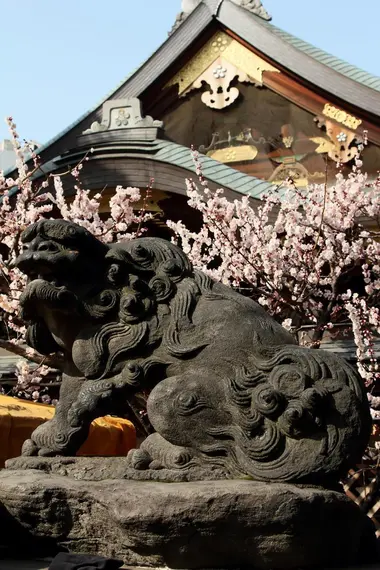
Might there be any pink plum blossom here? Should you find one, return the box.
[168,150,380,417]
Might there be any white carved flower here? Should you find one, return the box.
[116,110,130,127]
[336,132,347,143]
[213,65,227,79]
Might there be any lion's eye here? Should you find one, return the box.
[178,393,198,409]
[37,241,58,253]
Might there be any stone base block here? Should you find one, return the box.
[5,455,227,481]
[0,469,377,569]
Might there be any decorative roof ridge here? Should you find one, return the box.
[170,0,271,35]
[81,97,163,135]
[230,0,271,20]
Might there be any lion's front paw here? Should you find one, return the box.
[21,437,63,457]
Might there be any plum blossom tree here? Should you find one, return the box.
[168,148,380,420]
[2,119,380,422]
[0,118,150,402]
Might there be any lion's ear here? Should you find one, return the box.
[26,320,62,355]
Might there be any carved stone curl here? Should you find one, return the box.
[13,220,371,485]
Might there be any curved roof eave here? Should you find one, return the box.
[34,139,276,201]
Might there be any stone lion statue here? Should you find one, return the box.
[14,219,371,484]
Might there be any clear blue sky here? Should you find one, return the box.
[1,0,379,145]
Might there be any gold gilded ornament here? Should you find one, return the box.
[322,104,362,130]
[208,145,258,163]
[166,32,279,109]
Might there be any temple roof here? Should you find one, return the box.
[5,0,380,176]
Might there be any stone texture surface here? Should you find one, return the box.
[0,470,377,569]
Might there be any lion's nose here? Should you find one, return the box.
[12,248,56,276]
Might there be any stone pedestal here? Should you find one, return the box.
[0,465,377,569]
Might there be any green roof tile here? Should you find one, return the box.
[259,18,380,92]
[154,140,274,198]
